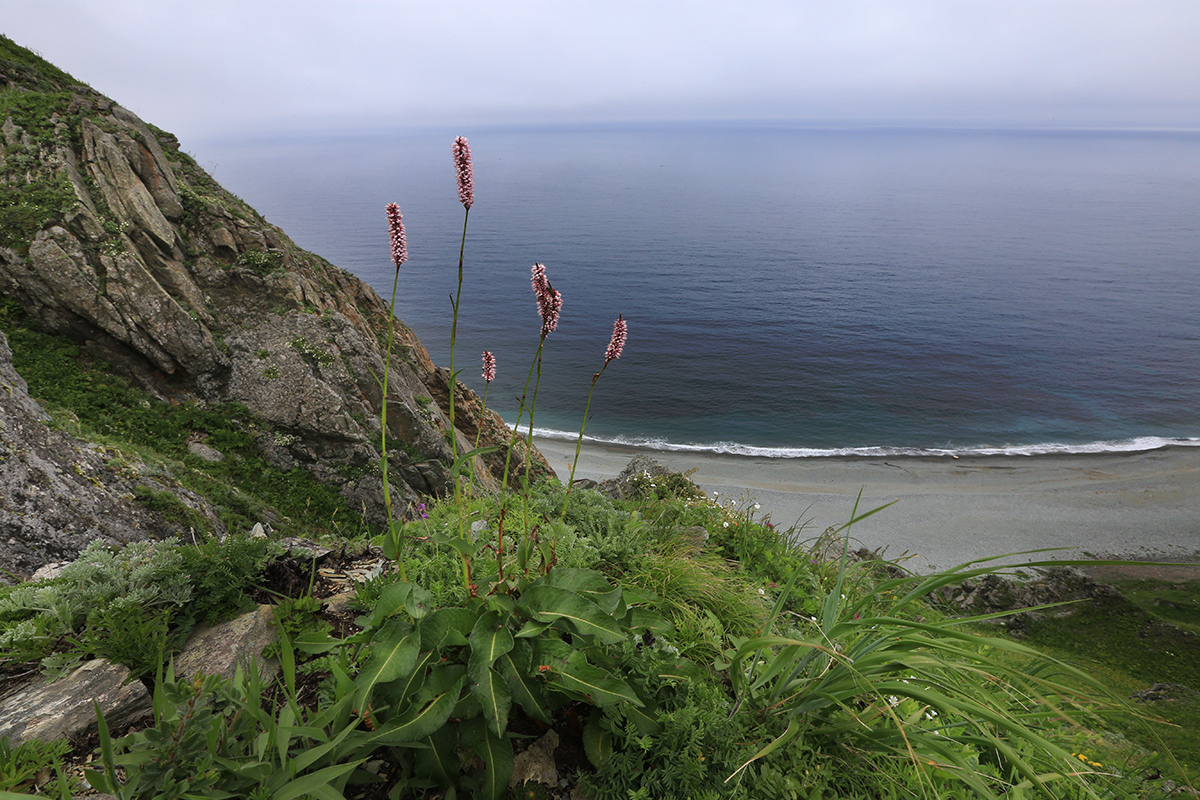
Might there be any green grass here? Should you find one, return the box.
[0,34,83,91]
[1014,578,1200,785]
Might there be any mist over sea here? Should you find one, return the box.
[199,123,1200,458]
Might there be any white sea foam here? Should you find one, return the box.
[520,428,1200,459]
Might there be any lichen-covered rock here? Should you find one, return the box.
[0,658,150,746]
[0,605,278,747]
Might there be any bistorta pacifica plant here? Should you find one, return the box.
[562,314,627,516]
[379,202,408,579]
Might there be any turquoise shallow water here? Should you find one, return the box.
[199,123,1200,457]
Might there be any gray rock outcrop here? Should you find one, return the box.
[0,39,550,577]
[0,330,212,583]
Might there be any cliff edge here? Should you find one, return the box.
[0,36,548,577]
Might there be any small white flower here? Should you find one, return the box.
[712,491,719,497]
[888,695,900,707]
[753,503,761,510]
[925,710,938,720]
[723,522,729,528]
[757,588,765,595]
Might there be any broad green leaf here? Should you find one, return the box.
[468,719,514,800]
[436,534,476,558]
[358,581,414,628]
[422,663,467,698]
[496,641,552,725]
[620,585,660,605]
[518,585,625,644]
[276,703,295,766]
[419,606,476,649]
[469,611,516,675]
[530,636,575,670]
[543,568,623,615]
[582,711,613,768]
[293,629,366,654]
[414,725,460,789]
[382,648,435,707]
[624,607,673,634]
[342,677,464,753]
[550,660,643,707]
[622,703,662,736]
[471,666,512,737]
[513,618,555,639]
[355,620,420,713]
[405,583,434,619]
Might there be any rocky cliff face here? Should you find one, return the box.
[0,36,548,573]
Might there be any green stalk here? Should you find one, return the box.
[380,267,406,581]
[560,364,607,518]
[521,341,546,531]
[466,381,491,498]
[448,208,469,494]
[498,337,544,528]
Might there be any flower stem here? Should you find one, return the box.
[381,267,407,581]
[561,365,606,518]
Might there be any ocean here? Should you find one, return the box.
[197,122,1200,458]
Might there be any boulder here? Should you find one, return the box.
[597,455,672,499]
[0,658,150,747]
[0,605,278,747]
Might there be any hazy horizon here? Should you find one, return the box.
[6,1,1200,145]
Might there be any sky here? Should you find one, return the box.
[5,1,1200,143]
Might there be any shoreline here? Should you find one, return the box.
[534,437,1200,573]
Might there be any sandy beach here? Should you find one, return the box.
[534,437,1200,572]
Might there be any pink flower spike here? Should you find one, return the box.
[482,350,496,383]
[530,262,548,296]
[452,136,474,209]
[385,203,407,268]
[541,288,562,336]
[530,263,562,336]
[605,315,627,363]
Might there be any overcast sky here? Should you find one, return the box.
[6,1,1200,143]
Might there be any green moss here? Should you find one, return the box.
[132,485,210,532]
[0,298,372,541]
[387,436,424,462]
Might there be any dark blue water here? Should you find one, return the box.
[198,123,1200,456]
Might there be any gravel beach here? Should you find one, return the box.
[535,437,1200,572]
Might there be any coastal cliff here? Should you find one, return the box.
[0,36,548,580]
